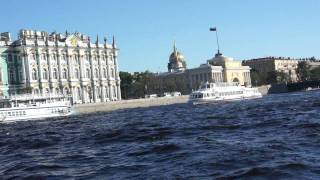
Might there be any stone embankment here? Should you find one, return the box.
[74,87,270,114]
[74,95,189,114]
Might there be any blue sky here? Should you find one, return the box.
[1,0,320,72]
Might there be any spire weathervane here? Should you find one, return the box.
[173,40,177,54]
[210,27,221,55]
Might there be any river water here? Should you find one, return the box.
[1,91,320,179]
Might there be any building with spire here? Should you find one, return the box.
[155,42,252,93]
[167,42,187,72]
[0,29,121,103]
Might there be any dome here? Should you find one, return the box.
[169,50,184,63]
[214,54,233,62]
[167,42,187,72]
[207,52,235,66]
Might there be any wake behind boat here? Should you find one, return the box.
[0,93,72,123]
[189,82,262,104]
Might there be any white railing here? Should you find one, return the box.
[0,93,70,100]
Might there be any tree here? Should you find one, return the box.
[276,71,290,83]
[297,61,311,81]
[250,69,267,86]
[310,66,320,81]
[119,71,133,99]
[266,71,278,84]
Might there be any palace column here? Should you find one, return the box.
[117,83,121,100]
[36,50,43,93]
[21,52,27,85]
[56,50,63,94]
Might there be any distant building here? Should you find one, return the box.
[0,29,121,103]
[167,42,187,72]
[155,43,252,93]
[242,57,299,83]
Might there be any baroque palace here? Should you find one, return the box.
[0,29,121,103]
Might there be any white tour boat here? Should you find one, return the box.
[0,93,72,123]
[189,82,262,104]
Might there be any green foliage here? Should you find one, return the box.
[120,71,189,99]
[119,71,154,99]
[297,61,311,81]
[250,69,266,86]
[310,66,320,80]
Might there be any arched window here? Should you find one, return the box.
[103,68,107,78]
[111,68,114,78]
[42,54,47,61]
[113,86,116,98]
[0,68,2,82]
[32,69,38,80]
[62,68,68,79]
[53,68,58,79]
[105,86,109,98]
[86,69,90,78]
[33,88,40,95]
[55,88,60,94]
[95,68,99,78]
[9,70,14,83]
[74,68,79,79]
[74,55,80,65]
[42,69,48,80]
[76,87,81,99]
[63,87,69,95]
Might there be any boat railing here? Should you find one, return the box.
[0,93,70,100]
[199,82,240,89]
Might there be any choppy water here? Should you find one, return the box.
[1,91,320,179]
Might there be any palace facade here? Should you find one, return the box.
[0,29,121,103]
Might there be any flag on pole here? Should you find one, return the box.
[210,27,217,31]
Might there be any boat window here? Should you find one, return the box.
[23,111,26,115]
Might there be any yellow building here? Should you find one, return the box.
[242,57,299,83]
[207,53,251,86]
[156,44,252,93]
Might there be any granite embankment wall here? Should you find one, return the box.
[74,86,270,114]
[74,95,189,114]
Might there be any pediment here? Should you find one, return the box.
[65,35,81,47]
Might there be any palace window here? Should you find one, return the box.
[94,68,99,78]
[63,87,69,95]
[42,69,48,80]
[55,88,60,94]
[74,68,80,79]
[53,68,58,79]
[75,55,80,65]
[103,68,107,78]
[32,69,38,80]
[9,70,14,83]
[62,68,68,79]
[0,68,2,82]
[111,68,115,78]
[86,69,91,78]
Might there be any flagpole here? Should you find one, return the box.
[210,27,221,55]
[215,30,220,55]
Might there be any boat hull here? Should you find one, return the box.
[189,94,262,105]
[0,103,72,123]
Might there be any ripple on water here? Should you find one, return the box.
[1,91,320,179]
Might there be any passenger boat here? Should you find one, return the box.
[0,93,72,123]
[189,82,262,104]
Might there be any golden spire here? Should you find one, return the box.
[173,40,177,55]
